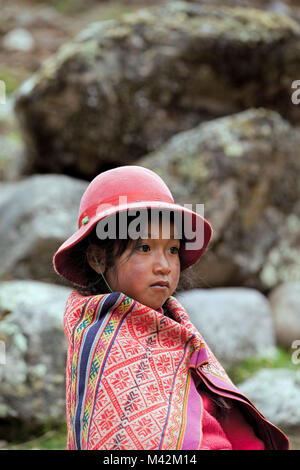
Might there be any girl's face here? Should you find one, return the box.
[105,218,181,310]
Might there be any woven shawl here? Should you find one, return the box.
[63,290,289,450]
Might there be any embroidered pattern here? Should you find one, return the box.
[64,291,238,450]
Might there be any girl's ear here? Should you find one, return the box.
[86,244,106,274]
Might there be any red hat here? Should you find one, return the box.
[52,166,213,286]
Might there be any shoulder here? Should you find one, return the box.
[64,290,129,320]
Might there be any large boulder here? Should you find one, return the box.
[268,282,300,350]
[0,280,72,439]
[0,174,87,284]
[238,368,300,432]
[260,201,300,290]
[13,2,300,179]
[139,108,300,291]
[0,98,26,182]
[176,287,276,368]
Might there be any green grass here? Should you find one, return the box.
[6,422,67,450]
[0,66,29,96]
[226,346,299,385]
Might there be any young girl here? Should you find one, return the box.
[53,165,289,450]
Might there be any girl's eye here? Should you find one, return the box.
[136,244,150,252]
[136,244,180,254]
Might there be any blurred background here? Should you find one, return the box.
[0,0,300,450]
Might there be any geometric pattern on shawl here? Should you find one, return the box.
[63,290,234,450]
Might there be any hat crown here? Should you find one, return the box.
[78,166,174,226]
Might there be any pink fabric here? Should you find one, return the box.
[219,401,265,450]
[200,390,232,450]
[201,390,265,450]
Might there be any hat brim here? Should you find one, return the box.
[52,201,213,287]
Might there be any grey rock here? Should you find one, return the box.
[177,287,276,367]
[0,135,26,182]
[261,203,300,289]
[2,28,35,52]
[0,174,88,284]
[0,280,72,432]
[268,282,300,350]
[0,97,27,182]
[238,368,300,431]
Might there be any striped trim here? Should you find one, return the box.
[86,298,136,448]
[177,372,190,449]
[73,293,121,449]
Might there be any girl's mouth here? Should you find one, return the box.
[150,281,169,290]
[151,285,168,289]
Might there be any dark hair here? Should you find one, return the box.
[68,226,135,296]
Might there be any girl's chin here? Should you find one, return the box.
[136,296,165,311]
[128,289,171,310]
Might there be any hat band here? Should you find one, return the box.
[79,190,174,228]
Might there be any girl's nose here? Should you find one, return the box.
[153,251,171,274]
